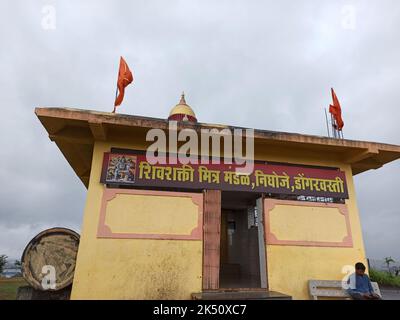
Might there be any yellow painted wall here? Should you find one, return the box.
[254,149,368,300]
[71,141,203,299]
[105,193,199,235]
[269,205,348,243]
[266,245,366,300]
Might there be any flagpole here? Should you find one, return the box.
[324,108,330,137]
[113,56,121,113]
[334,118,338,139]
[330,114,336,138]
[113,85,118,113]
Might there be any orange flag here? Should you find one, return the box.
[113,57,133,112]
[329,88,344,130]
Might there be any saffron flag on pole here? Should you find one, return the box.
[329,88,344,130]
[113,56,133,112]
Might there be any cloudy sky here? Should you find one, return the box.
[0,1,399,261]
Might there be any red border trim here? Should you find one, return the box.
[264,199,353,248]
[97,187,203,240]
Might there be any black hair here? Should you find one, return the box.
[355,262,366,271]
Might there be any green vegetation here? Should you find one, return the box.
[370,268,400,288]
[384,256,395,272]
[0,277,28,300]
[0,255,7,274]
[14,260,21,268]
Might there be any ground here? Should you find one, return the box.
[0,277,27,300]
[0,277,399,300]
[380,287,400,300]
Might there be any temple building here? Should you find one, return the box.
[35,95,400,299]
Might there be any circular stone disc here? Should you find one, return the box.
[21,227,80,291]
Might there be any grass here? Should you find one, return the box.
[0,277,28,300]
[370,269,400,288]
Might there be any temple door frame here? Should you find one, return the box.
[257,195,268,289]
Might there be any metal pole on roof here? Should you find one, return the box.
[324,108,330,138]
[112,86,118,113]
[331,114,336,138]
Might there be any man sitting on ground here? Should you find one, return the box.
[347,262,382,300]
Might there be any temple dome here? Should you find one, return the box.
[168,93,197,122]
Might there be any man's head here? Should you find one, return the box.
[355,262,366,276]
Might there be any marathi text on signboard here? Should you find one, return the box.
[100,152,349,199]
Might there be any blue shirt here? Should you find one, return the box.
[351,274,374,294]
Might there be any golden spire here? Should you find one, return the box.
[179,91,187,105]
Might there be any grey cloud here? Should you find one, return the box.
[0,0,399,260]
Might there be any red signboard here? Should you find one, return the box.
[100,152,349,199]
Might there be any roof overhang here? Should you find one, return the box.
[35,107,400,188]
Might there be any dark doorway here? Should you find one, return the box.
[219,191,264,288]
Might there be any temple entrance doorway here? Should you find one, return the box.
[219,191,267,289]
